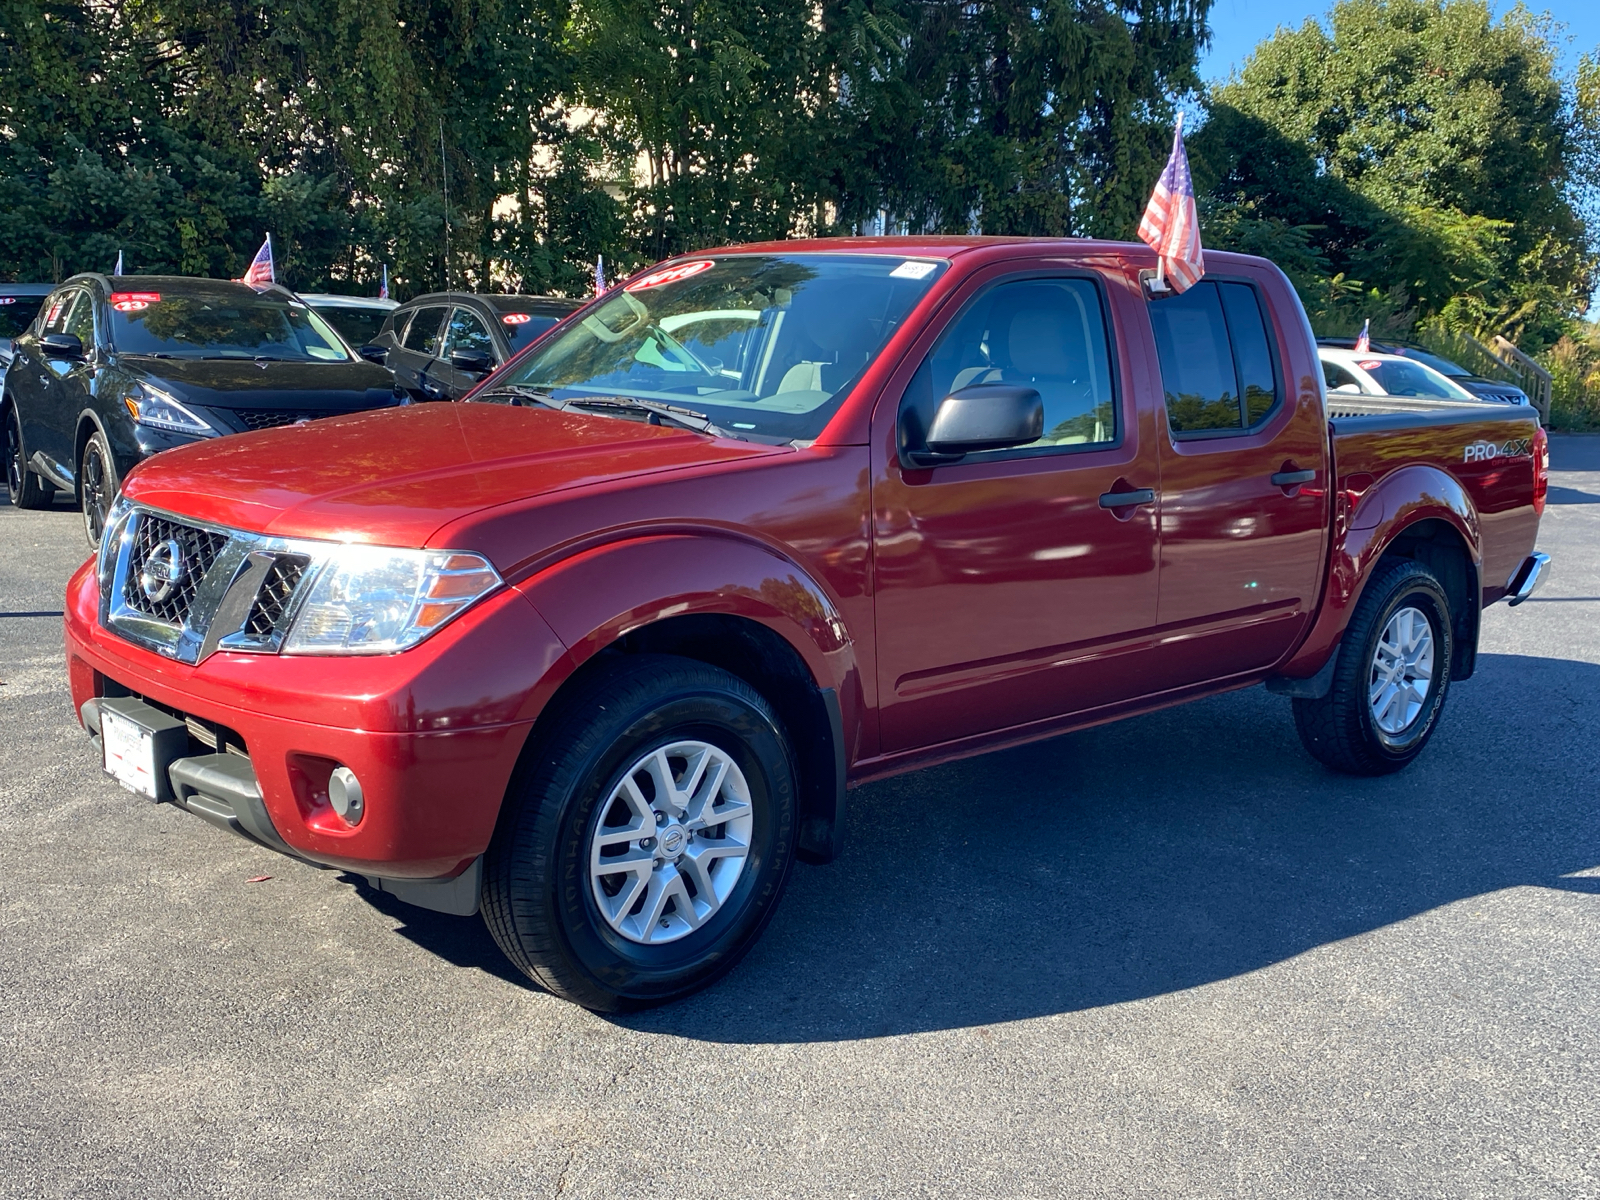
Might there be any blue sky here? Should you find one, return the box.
[1199,0,1599,82]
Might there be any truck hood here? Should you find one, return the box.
[120,402,785,549]
[116,354,398,411]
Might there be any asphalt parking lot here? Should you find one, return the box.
[2,440,1597,1199]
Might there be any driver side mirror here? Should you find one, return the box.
[358,344,389,366]
[450,348,494,375]
[903,384,1043,466]
[41,332,84,361]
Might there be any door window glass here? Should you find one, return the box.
[1322,360,1363,392]
[0,295,45,339]
[401,307,448,354]
[63,291,96,346]
[1148,280,1282,435]
[41,290,77,334]
[900,276,1118,455]
[442,307,494,359]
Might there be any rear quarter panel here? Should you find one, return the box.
[1278,405,1541,676]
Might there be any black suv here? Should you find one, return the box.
[371,292,582,401]
[3,274,404,541]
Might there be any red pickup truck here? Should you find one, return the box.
[64,237,1550,1010]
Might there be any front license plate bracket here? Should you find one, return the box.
[99,697,188,802]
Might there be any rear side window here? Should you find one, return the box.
[401,306,448,354]
[900,275,1118,457]
[1148,281,1281,435]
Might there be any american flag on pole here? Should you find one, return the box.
[241,234,274,286]
[595,255,606,296]
[379,263,390,301]
[1354,318,1371,354]
[1137,113,1205,294]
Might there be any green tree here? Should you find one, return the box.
[1194,0,1597,348]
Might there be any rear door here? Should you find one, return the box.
[423,305,497,400]
[1138,269,1329,687]
[871,264,1165,753]
[389,305,448,400]
[20,287,90,484]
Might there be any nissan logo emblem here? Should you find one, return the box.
[139,539,186,603]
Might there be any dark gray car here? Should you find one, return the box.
[371,292,582,402]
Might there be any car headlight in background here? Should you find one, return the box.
[281,547,502,655]
[122,383,214,436]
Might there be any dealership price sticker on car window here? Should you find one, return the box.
[890,260,938,280]
[0,297,14,306]
[626,260,715,292]
[502,313,533,325]
[110,292,161,313]
[101,708,159,799]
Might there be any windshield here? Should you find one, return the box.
[110,290,353,361]
[0,296,45,340]
[1363,358,1477,400]
[310,305,388,348]
[487,254,947,441]
[499,313,564,349]
[1400,348,1470,377]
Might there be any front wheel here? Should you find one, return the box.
[1292,558,1454,776]
[481,654,798,1010]
[80,431,119,546]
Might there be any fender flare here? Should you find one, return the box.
[514,531,862,863]
[1275,464,1482,682]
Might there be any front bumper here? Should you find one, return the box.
[65,557,566,886]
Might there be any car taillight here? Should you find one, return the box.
[1533,425,1549,515]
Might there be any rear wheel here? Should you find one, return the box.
[482,654,798,1011]
[1292,559,1453,776]
[79,431,118,546]
[5,404,52,509]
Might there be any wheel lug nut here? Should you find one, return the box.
[641,837,655,850]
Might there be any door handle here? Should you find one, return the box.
[1271,469,1316,487]
[1098,488,1155,509]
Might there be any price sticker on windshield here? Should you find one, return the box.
[0,297,15,306]
[502,313,533,325]
[890,260,937,280]
[626,260,715,292]
[110,291,161,312]
[1358,359,1383,370]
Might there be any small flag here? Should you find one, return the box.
[1137,113,1205,294]
[595,255,605,296]
[379,263,389,301]
[240,234,274,286]
[113,250,123,276]
[1354,319,1371,354]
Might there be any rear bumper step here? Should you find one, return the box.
[1507,552,1551,606]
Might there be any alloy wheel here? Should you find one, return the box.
[81,442,109,544]
[588,740,754,945]
[1368,605,1434,735]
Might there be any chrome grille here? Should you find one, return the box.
[122,515,229,625]
[244,555,310,637]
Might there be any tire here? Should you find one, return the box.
[79,430,119,546]
[4,403,52,509]
[482,654,799,1011]
[1292,558,1454,776]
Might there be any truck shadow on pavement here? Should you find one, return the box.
[364,652,1600,1041]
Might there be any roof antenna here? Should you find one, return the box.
[440,117,451,293]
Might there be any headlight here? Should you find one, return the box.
[96,496,135,585]
[122,384,214,435]
[281,546,502,655]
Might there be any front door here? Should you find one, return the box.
[872,269,1164,754]
[389,305,448,401]
[423,305,498,400]
[1137,271,1329,687]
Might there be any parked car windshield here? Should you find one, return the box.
[1399,348,1471,378]
[1363,358,1477,400]
[498,313,564,350]
[308,305,387,348]
[0,296,45,340]
[110,288,352,362]
[488,254,947,441]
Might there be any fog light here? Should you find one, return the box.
[328,766,364,825]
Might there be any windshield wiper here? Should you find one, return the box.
[471,384,563,408]
[566,395,743,439]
